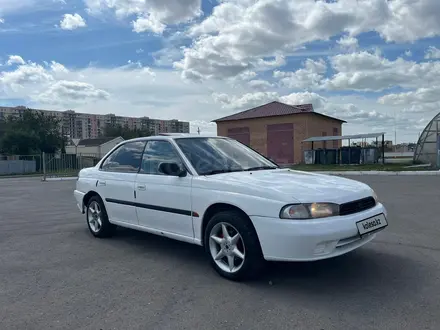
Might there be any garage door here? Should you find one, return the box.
[267,123,294,164]
[227,127,250,146]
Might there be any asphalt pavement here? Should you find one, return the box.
[0,176,439,330]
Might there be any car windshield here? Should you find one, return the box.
[174,137,278,175]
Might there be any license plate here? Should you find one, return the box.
[356,213,388,236]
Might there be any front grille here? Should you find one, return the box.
[339,197,376,216]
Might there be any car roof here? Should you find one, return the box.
[122,133,223,144]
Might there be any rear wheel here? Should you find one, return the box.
[204,210,264,281]
[86,196,115,238]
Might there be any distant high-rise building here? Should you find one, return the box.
[0,106,190,139]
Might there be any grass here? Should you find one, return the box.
[290,163,436,172]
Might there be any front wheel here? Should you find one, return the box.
[204,210,264,281]
[86,196,116,238]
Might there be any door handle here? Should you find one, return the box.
[136,184,146,191]
[97,180,106,186]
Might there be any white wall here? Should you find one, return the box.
[65,145,99,155]
[99,137,124,157]
[65,137,124,158]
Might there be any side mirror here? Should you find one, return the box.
[158,162,187,177]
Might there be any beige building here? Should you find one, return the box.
[214,101,346,165]
[65,137,124,158]
[0,106,190,139]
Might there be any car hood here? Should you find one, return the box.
[204,168,373,204]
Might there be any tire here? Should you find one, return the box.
[86,195,116,238]
[204,210,265,281]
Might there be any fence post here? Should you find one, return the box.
[42,152,47,181]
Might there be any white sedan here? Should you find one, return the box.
[74,134,388,281]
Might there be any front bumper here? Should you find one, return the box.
[74,190,86,213]
[251,202,388,262]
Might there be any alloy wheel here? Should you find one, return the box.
[209,222,246,273]
[87,201,102,233]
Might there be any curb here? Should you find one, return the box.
[44,176,78,181]
[316,171,440,176]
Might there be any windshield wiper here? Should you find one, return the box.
[200,169,243,176]
[244,166,278,171]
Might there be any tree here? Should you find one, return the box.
[0,109,64,155]
[0,130,39,155]
[103,123,153,140]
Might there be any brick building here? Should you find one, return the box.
[213,101,346,164]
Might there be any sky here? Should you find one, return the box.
[1,0,440,143]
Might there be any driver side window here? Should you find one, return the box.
[140,140,183,175]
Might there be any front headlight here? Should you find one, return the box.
[371,189,379,202]
[280,203,339,219]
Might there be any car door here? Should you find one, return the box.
[97,141,146,225]
[135,140,194,238]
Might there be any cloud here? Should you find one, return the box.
[0,55,239,133]
[212,91,279,110]
[323,50,440,91]
[60,13,87,30]
[1,61,54,91]
[0,18,4,24]
[274,58,327,89]
[6,55,25,66]
[379,86,440,106]
[49,61,69,75]
[35,80,110,105]
[85,0,202,35]
[279,92,326,110]
[1,51,437,139]
[247,79,273,90]
[378,86,440,114]
[132,14,165,34]
[152,46,183,66]
[212,91,327,115]
[424,46,440,59]
[176,0,440,81]
[336,35,359,52]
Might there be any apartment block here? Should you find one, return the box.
[0,106,190,139]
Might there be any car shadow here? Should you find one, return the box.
[250,247,423,308]
[108,227,422,305]
[108,226,208,264]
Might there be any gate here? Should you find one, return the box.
[227,127,250,146]
[267,123,294,165]
[42,153,100,181]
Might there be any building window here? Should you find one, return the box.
[322,131,327,149]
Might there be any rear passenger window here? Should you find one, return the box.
[101,141,146,173]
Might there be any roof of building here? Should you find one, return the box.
[303,132,386,142]
[212,101,346,123]
[77,137,122,146]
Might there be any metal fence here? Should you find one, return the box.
[0,153,101,180]
[42,153,100,180]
